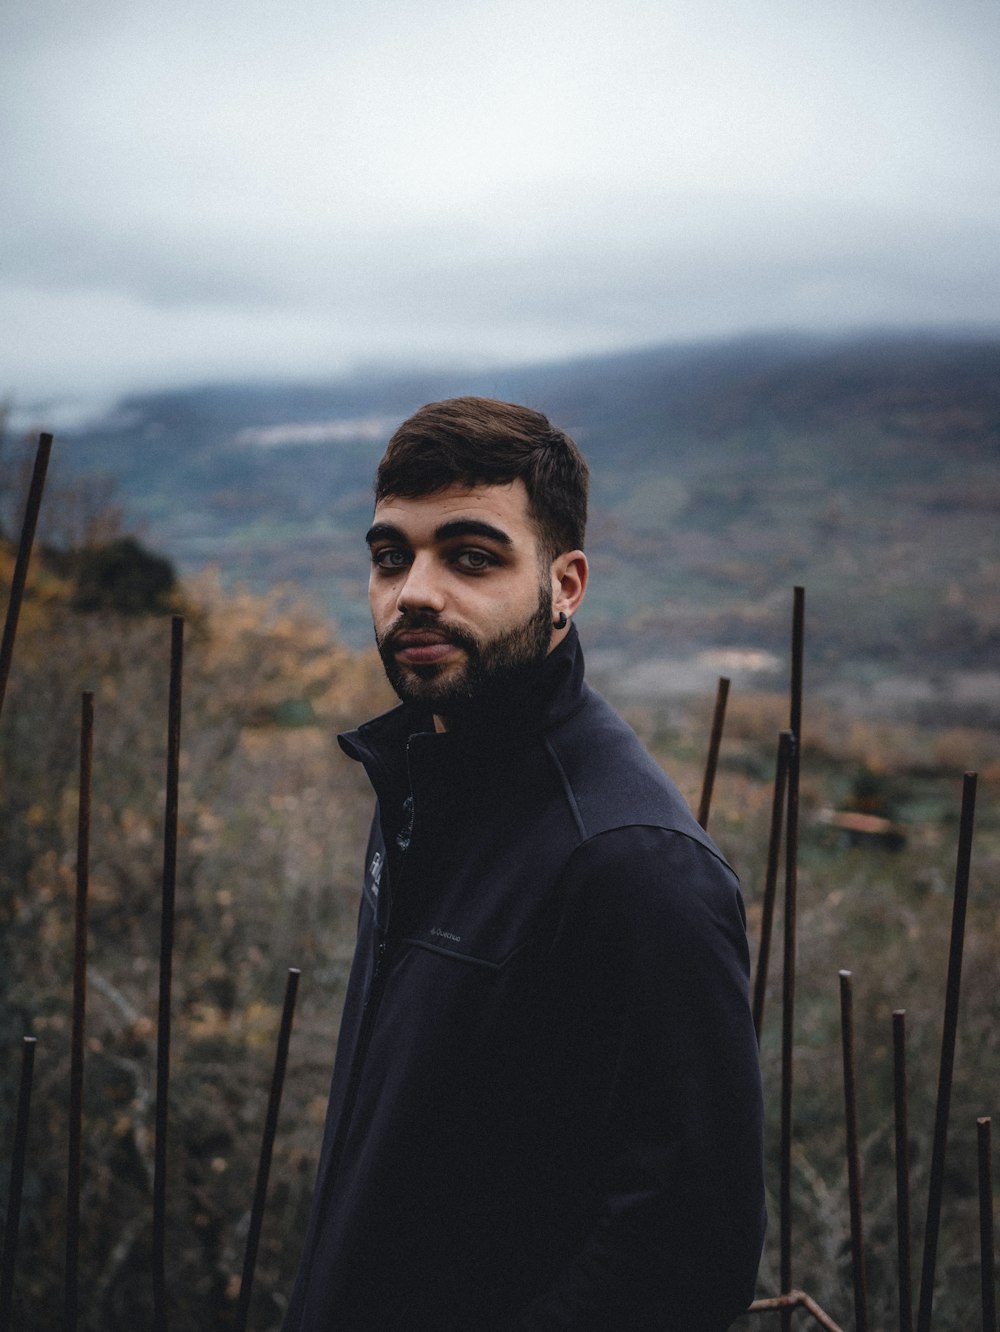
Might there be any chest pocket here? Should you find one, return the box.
[402,928,535,970]
[399,831,571,969]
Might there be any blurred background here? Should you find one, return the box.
[1,1,998,1328]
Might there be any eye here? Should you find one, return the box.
[453,548,497,572]
[371,547,410,571]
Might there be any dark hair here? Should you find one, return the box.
[375,397,589,557]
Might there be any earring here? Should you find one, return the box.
[553,611,568,630]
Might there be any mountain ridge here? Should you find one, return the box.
[29,330,1000,690]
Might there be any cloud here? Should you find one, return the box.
[2,0,999,401]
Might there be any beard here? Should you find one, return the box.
[375,582,554,720]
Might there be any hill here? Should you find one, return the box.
[26,330,1000,715]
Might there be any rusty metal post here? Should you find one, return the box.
[839,970,869,1332]
[916,771,978,1332]
[696,676,730,830]
[0,1037,38,1332]
[153,616,184,1332]
[752,729,791,1042]
[979,1117,996,1332]
[894,1010,913,1332]
[780,587,804,1330]
[234,968,302,1332]
[0,433,53,721]
[0,433,52,1325]
[65,693,94,1330]
[748,1289,846,1331]
[790,586,804,745]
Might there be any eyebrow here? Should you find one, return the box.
[434,518,513,546]
[365,518,513,547]
[365,522,406,546]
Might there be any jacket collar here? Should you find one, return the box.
[338,626,588,798]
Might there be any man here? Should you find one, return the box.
[285,397,765,1330]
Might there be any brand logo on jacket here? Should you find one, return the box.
[368,850,383,896]
[430,927,461,943]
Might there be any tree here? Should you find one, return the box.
[70,536,178,616]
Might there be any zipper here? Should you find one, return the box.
[298,778,418,1318]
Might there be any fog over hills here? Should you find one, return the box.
[28,331,1000,721]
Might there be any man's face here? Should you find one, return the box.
[366,480,555,722]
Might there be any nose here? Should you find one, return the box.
[396,553,446,615]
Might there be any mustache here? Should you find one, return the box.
[377,612,479,654]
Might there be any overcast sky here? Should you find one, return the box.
[3,0,999,408]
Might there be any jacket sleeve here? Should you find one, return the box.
[505,826,766,1332]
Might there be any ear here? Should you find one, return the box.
[550,549,588,625]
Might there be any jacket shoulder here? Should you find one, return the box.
[544,685,726,863]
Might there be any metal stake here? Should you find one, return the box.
[752,729,791,1042]
[153,617,184,1331]
[234,968,302,1332]
[790,586,804,744]
[0,433,53,720]
[748,1289,846,1331]
[778,763,799,1322]
[696,675,730,830]
[979,1117,996,1332]
[65,693,94,1330]
[916,771,978,1332]
[839,970,869,1332]
[894,1010,913,1332]
[0,1037,38,1332]
[780,586,804,1330]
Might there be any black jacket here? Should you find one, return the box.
[284,630,765,1330]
